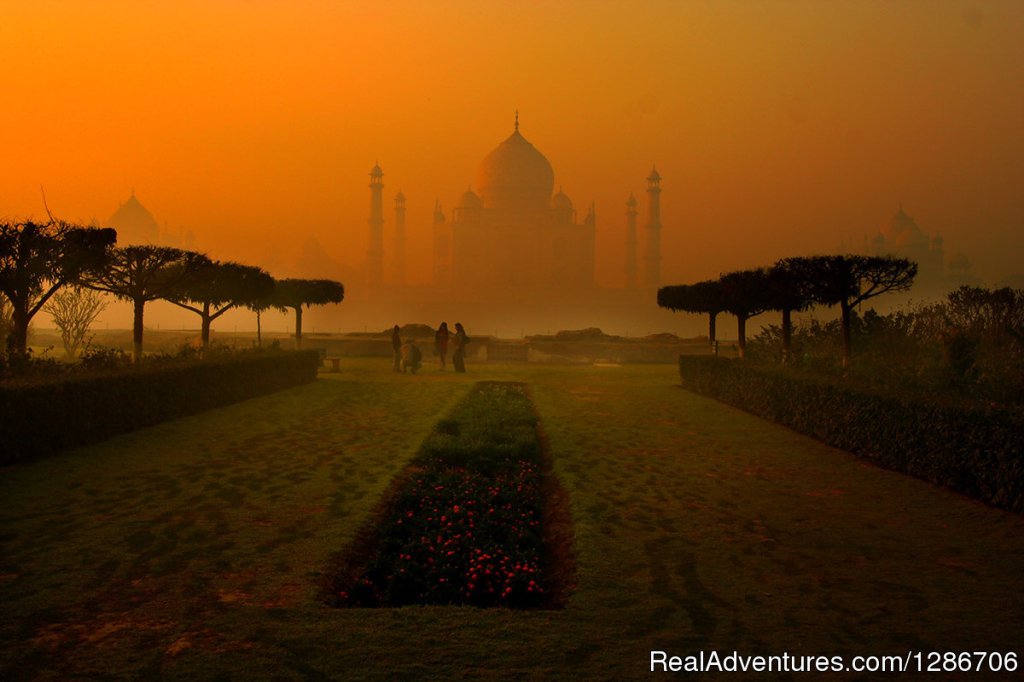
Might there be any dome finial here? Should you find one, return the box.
[514,109,519,132]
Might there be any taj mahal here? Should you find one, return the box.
[363,114,664,301]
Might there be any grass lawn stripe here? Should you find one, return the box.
[0,359,1021,680]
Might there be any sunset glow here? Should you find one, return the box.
[2,1,1022,331]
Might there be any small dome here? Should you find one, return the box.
[475,127,555,210]
[458,188,482,209]
[551,189,573,211]
[107,191,159,245]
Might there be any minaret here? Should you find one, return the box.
[393,190,406,285]
[432,199,451,286]
[625,193,638,289]
[643,166,662,290]
[367,162,384,290]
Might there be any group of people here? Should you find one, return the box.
[391,322,470,375]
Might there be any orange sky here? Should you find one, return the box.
[3,0,1023,298]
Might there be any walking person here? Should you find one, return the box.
[391,325,402,372]
[452,322,470,373]
[435,322,450,371]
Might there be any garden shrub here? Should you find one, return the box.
[746,299,1024,404]
[0,349,320,463]
[678,356,1024,514]
[328,381,564,608]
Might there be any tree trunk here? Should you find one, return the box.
[132,298,145,363]
[781,308,792,364]
[708,312,717,345]
[737,314,747,359]
[201,302,212,347]
[8,306,29,355]
[840,299,852,370]
[294,306,303,349]
[256,309,262,348]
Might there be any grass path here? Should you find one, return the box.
[1,360,1022,679]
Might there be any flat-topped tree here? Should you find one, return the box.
[272,278,344,348]
[720,268,775,359]
[247,281,276,348]
[0,220,116,355]
[788,254,917,368]
[84,246,211,362]
[168,261,274,347]
[767,259,817,364]
[658,279,726,345]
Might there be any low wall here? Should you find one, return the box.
[678,356,1024,514]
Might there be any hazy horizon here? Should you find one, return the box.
[4,1,1023,335]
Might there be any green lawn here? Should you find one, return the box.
[2,359,1022,680]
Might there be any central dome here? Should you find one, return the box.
[881,206,928,249]
[475,127,555,210]
[108,191,159,245]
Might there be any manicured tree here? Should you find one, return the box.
[247,282,276,348]
[768,259,817,364]
[0,220,116,355]
[658,279,726,345]
[84,246,211,362]
[789,255,917,368]
[693,279,727,345]
[719,268,775,359]
[167,261,274,347]
[43,285,109,360]
[272,278,344,348]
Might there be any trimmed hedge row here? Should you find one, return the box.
[678,356,1024,514]
[0,350,320,464]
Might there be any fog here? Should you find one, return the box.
[3,1,1022,336]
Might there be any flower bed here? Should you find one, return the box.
[327,381,569,608]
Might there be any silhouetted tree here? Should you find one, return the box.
[247,284,276,348]
[43,286,109,360]
[167,261,274,347]
[0,220,116,355]
[272,278,344,348]
[767,259,817,363]
[720,269,775,359]
[84,246,211,362]
[789,255,917,368]
[658,279,726,344]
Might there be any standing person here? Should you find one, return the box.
[435,322,450,371]
[452,322,470,373]
[391,325,402,372]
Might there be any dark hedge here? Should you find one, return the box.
[0,350,320,463]
[678,356,1024,514]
